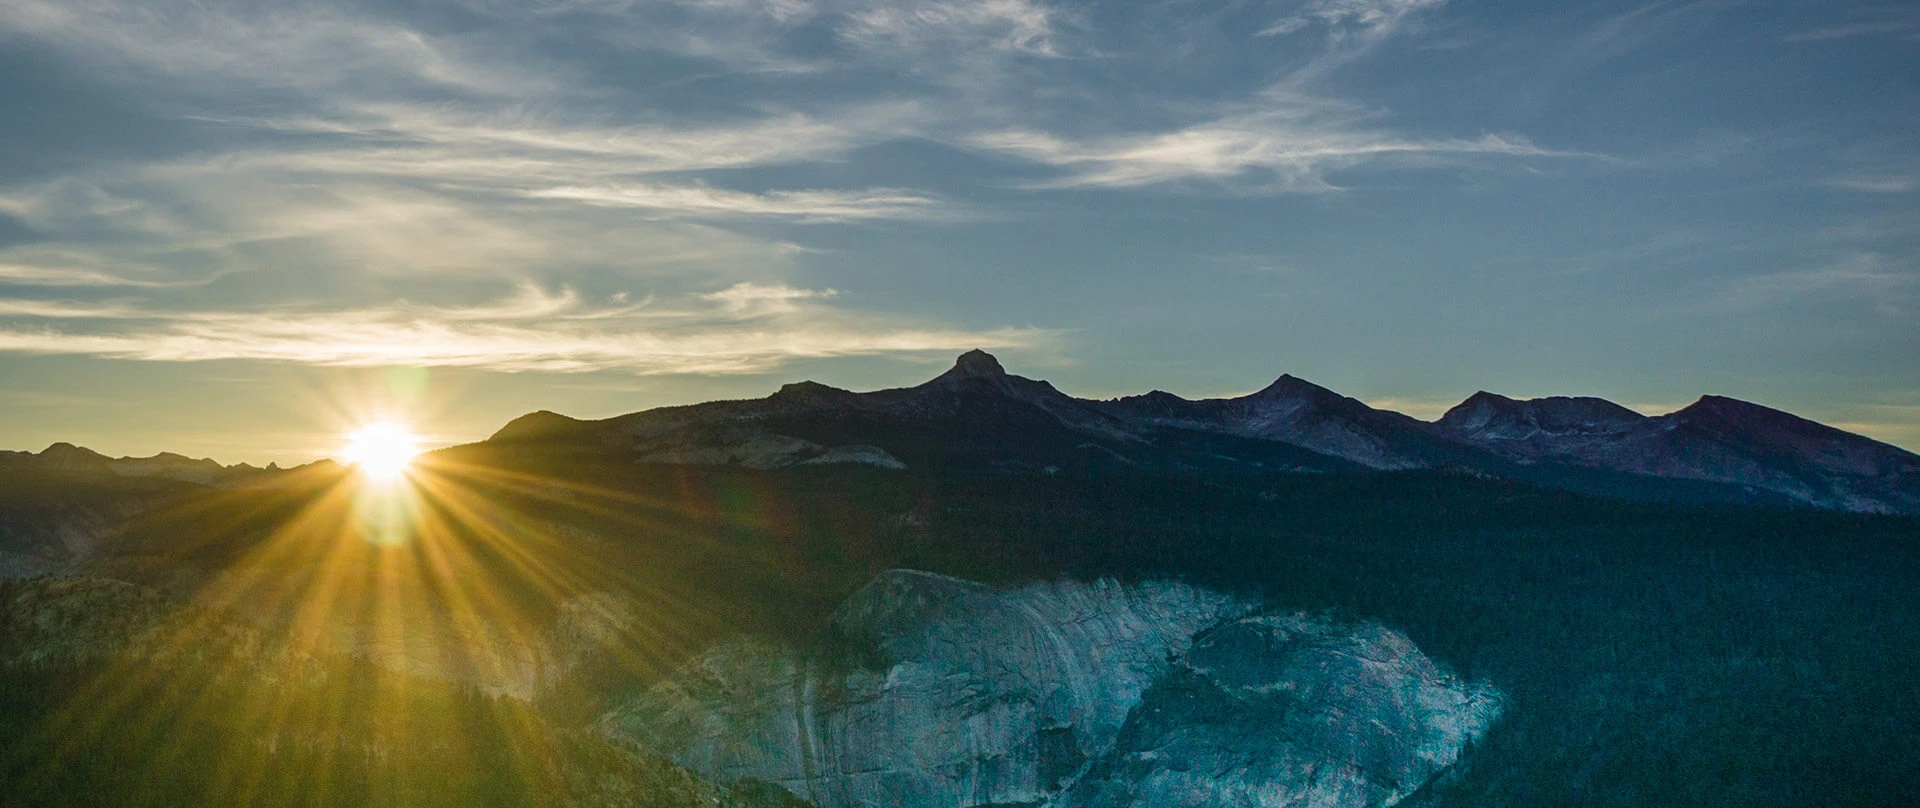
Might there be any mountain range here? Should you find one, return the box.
[490,350,1920,514]
[3,352,1917,808]
[0,442,301,486]
[6,350,1914,514]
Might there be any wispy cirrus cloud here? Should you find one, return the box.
[1713,252,1917,313]
[0,283,1053,374]
[0,1,949,224]
[1258,0,1447,47]
[1826,175,1920,193]
[1,0,560,99]
[524,184,947,221]
[0,172,836,286]
[170,103,948,222]
[226,102,927,174]
[976,106,1578,190]
[841,0,1069,56]
[0,0,1581,382]
[0,262,216,288]
[1780,15,1920,43]
[958,0,1587,190]
[700,282,838,314]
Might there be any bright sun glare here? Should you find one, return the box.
[342,422,421,482]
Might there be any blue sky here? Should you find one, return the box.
[1,0,1916,462]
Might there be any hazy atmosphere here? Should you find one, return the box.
[2,0,1917,463]
[5,5,1920,806]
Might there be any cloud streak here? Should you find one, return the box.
[0,283,1053,374]
[976,107,1579,190]
[1781,18,1920,43]
[0,0,1583,383]
[841,0,1068,56]
[1714,253,1917,313]
[524,184,947,221]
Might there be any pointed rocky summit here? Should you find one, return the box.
[942,349,1008,381]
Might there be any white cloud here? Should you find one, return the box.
[0,283,1054,374]
[0,1,947,226]
[1258,17,1311,37]
[173,102,946,222]
[1309,0,1447,36]
[0,172,834,285]
[231,102,924,173]
[976,106,1576,190]
[842,0,1067,56]
[0,0,1581,382]
[1715,253,1916,312]
[1780,18,1920,43]
[701,282,838,313]
[525,184,946,221]
[0,0,558,99]
[0,299,148,318]
[0,262,209,288]
[1826,175,1920,193]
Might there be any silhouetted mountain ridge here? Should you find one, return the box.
[485,351,1918,514]
[0,442,297,486]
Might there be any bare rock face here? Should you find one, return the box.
[1060,615,1504,808]
[606,571,1501,808]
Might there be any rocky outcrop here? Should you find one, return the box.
[606,570,1501,808]
[1061,614,1502,808]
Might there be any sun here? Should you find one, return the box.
[341,422,421,482]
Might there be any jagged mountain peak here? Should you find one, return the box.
[936,349,1009,382]
[1240,374,1382,420]
[913,350,1079,409]
[1249,373,1330,399]
[1456,390,1519,409]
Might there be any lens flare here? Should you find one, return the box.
[341,422,421,482]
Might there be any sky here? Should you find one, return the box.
[0,0,1916,464]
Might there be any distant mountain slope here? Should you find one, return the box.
[481,351,1918,513]
[0,452,346,580]
[1434,392,1920,513]
[482,350,1918,513]
[491,350,1359,475]
[0,442,288,486]
[1093,374,1476,470]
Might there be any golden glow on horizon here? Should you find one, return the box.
[5,425,725,801]
[340,422,421,482]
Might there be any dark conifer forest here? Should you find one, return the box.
[4,451,1915,806]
